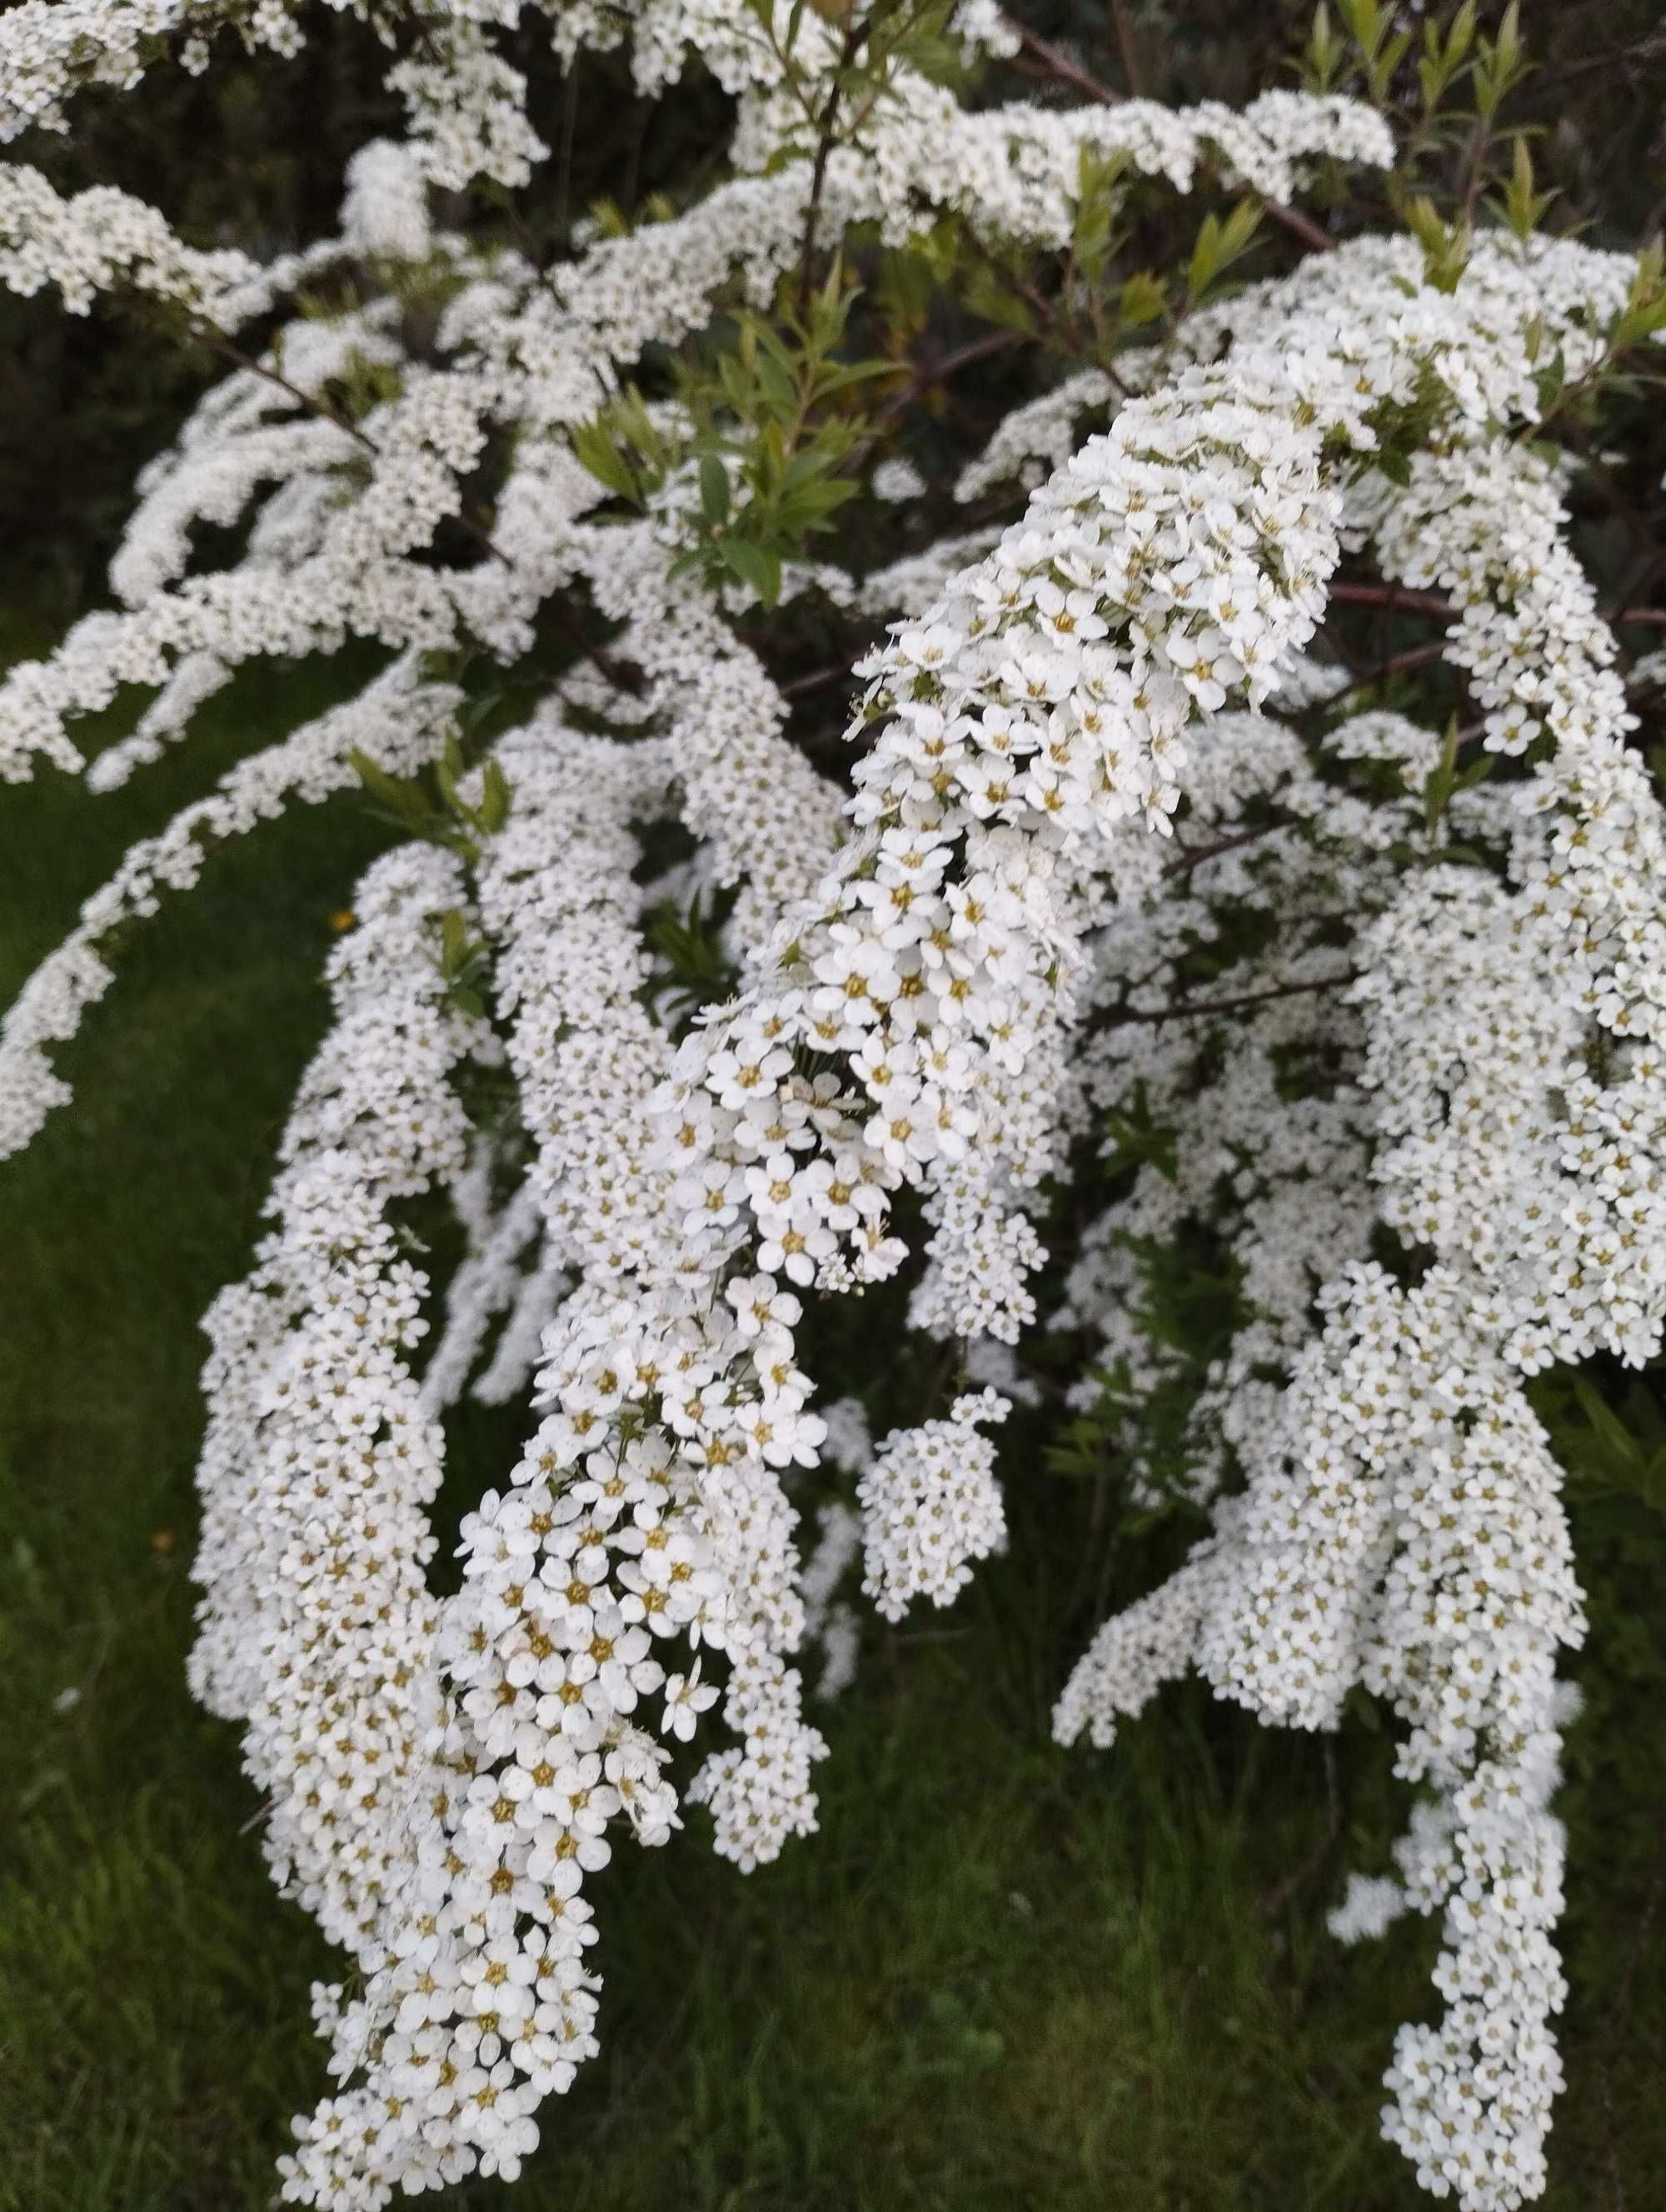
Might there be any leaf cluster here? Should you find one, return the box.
[574,264,893,607]
[349,735,511,864]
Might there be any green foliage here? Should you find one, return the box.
[642,884,741,1033]
[1494,134,1557,241]
[1419,715,1491,839]
[349,736,511,865]
[1532,1365,1666,1532]
[434,907,493,1020]
[1402,195,1471,294]
[1185,200,1264,309]
[574,265,892,609]
[1414,0,1478,117]
[1332,0,1414,107]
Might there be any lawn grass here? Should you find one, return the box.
[1,633,1663,2212]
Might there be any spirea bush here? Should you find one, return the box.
[4,2,1666,2205]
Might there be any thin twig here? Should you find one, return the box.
[1161,820,1284,877]
[1009,25,1333,255]
[1110,970,1355,1026]
[841,326,1025,475]
[1327,580,1454,620]
[1011,23,1114,107]
[548,600,641,694]
[958,220,1061,336]
[796,12,872,316]
[1109,0,1145,97]
[781,662,856,700]
[875,328,1021,426]
[1329,585,1666,631]
[1327,636,1453,707]
[197,319,522,572]
[195,325,374,451]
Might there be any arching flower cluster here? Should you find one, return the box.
[1044,245,1659,2211]
[4,7,1665,2210]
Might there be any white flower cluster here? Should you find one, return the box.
[0,655,461,1158]
[418,1161,547,1418]
[7,8,1666,2209]
[858,1389,1010,1622]
[0,157,260,315]
[1046,236,1666,2212]
[190,839,482,1962]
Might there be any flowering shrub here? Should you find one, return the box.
[4,2,1666,2205]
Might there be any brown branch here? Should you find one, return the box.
[197,321,524,574]
[1161,820,1284,877]
[1326,635,1454,706]
[1010,23,1112,107]
[1259,197,1337,257]
[1374,638,1454,679]
[1327,581,1454,620]
[1109,0,1145,97]
[1008,24,1333,255]
[781,662,856,700]
[796,11,871,317]
[1110,970,1355,1027]
[1324,589,1666,645]
[547,600,641,695]
[840,325,1027,478]
[875,329,1022,426]
[958,220,1060,335]
[195,325,374,452]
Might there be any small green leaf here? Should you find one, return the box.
[699,451,731,526]
[440,909,470,975]
[477,759,511,835]
[718,538,783,607]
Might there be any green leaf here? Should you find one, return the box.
[718,537,782,608]
[1571,1374,1646,1471]
[349,749,424,818]
[1118,271,1166,329]
[477,759,512,834]
[571,421,641,504]
[1422,713,1462,834]
[440,908,470,976]
[699,451,731,526]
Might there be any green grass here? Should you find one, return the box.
[1,635,1663,2212]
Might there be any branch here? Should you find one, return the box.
[194,324,375,453]
[193,320,523,573]
[1110,970,1355,1026]
[1327,581,1454,620]
[1109,0,1145,97]
[875,328,1021,426]
[547,600,641,695]
[1010,23,1113,106]
[780,662,855,700]
[1007,22,1334,255]
[1161,820,1284,877]
[796,11,871,316]
[1327,585,1666,640]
